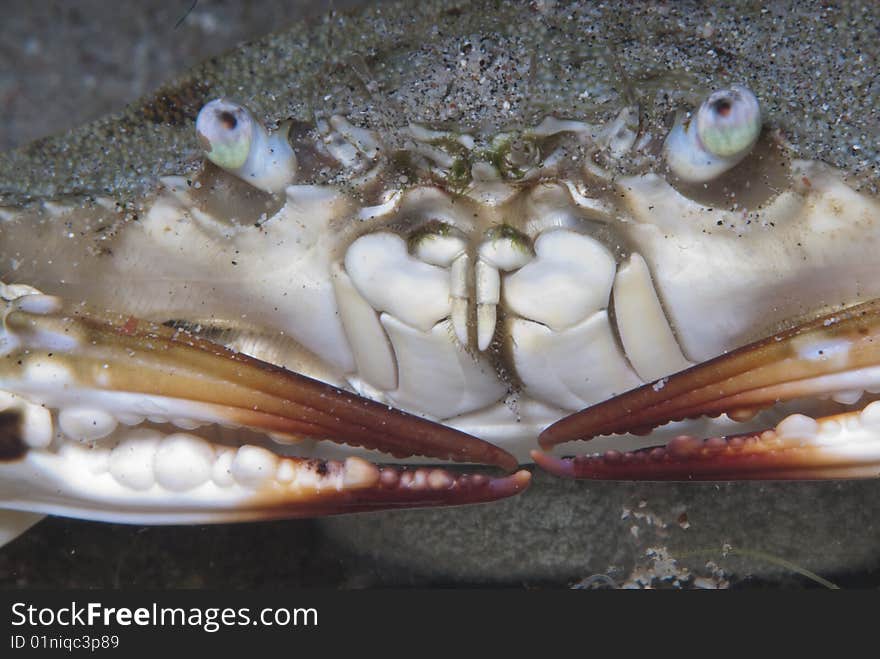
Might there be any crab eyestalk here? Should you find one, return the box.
[664,85,761,183]
[536,299,880,480]
[195,98,296,193]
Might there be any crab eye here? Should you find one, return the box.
[196,99,255,170]
[195,99,296,193]
[663,85,762,183]
[696,85,761,158]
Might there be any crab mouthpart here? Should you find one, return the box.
[0,293,527,521]
[537,298,880,480]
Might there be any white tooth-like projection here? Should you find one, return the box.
[342,456,380,489]
[832,390,864,405]
[612,253,693,382]
[504,230,616,331]
[0,387,277,443]
[20,403,53,449]
[171,418,203,430]
[58,407,118,443]
[509,312,643,411]
[116,414,146,426]
[476,304,497,352]
[450,253,470,346]
[331,263,397,390]
[108,429,163,491]
[768,406,880,454]
[775,414,820,441]
[862,401,880,428]
[230,445,279,489]
[475,259,500,350]
[475,229,534,350]
[1,393,53,449]
[381,314,506,418]
[345,233,451,332]
[154,434,215,492]
[275,458,297,484]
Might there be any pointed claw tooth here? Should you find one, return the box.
[6,432,530,522]
[534,405,880,481]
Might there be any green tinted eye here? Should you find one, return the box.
[195,99,255,170]
[696,85,761,158]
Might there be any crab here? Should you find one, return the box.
[1,0,880,580]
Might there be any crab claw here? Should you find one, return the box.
[0,292,528,521]
[537,298,880,480]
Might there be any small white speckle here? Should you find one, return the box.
[652,377,668,392]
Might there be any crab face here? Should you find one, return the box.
[1,0,879,534]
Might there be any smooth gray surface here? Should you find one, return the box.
[0,0,369,151]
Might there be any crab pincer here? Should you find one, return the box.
[0,293,528,522]
[535,299,880,480]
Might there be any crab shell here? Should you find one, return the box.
[1,1,880,583]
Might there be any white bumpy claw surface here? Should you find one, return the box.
[153,434,215,492]
[108,430,163,491]
[58,407,119,443]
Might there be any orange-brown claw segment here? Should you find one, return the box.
[244,458,532,519]
[3,303,518,471]
[539,298,880,449]
[532,408,880,480]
